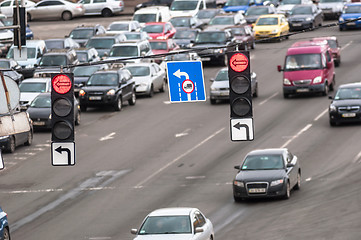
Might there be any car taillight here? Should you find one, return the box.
[119,1,123,6]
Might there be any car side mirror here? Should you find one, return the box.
[328,95,333,100]
[234,165,241,170]
[327,62,333,69]
[286,163,294,168]
[210,78,215,82]
[277,65,283,72]
[195,227,204,233]
[130,229,138,235]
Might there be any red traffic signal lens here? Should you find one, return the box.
[231,98,251,117]
[52,74,72,94]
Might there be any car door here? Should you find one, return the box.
[0,0,13,17]
[193,211,210,240]
[120,70,133,101]
[151,63,162,90]
[286,151,297,187]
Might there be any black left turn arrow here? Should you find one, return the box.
[55,146,71,165]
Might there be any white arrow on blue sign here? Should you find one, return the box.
[166,61,206,103]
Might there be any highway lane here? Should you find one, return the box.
[0,18,361,240]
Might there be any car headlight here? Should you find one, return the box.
[339,17,344,22]
[210,87,219,91]
[306,17,312,21]
[329,104,337,112]
[283,78,291,85]
[270,179,284,186]
[156,36,166,40]
[271,29,279,34]
[0,135,10,140]
[107,89,116,96]
[79,89,86,96]
[233,180,244,187]
[313,76,322,84]
[136,3,142,7]
[49,114,52,120]
[214,48,223,54]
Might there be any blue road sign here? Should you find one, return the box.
[166,61,206,102]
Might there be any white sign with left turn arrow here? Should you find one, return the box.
[51,142,75,166]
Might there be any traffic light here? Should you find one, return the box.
[13,6,26,47]
[51,73,74,143]
[227,51,252,119]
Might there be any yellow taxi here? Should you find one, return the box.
[253,14,289,41]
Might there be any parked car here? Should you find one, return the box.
[133,6,172,27]
[339,3,361,30]
[67,24,107,47]
[1,16,34,40]
[0,59,24,84]
[233,148,301,201]
[223,0,260,13]
[149,38,179,55]
[79,0,124,17]
[210,67,258,104]
[169,16,205,29]
[318,0,348,20]
[134,0,174,12]
[196,8,223,25]
[124,62,166,97]
[276,0,313,15]
[85,33,126,58]
[329,82,361,126]
[0,0,35,17]
[225,25,255,50]
[106,40,153,63]
[75,47,100,63]
[170,0,207,18]
[131,207,214,240]
[287,4,323,31]
[205,12,247,30]
[0,206,10,239]
[253,14,289,41]
[0,21,13,55]
[45,38,80,50]
[172,27,199,48]
[6,40,47,78]
[244,5,277,25]
[142,22,177,39]
[106,21,141,34]
[27,92,80,130]
[27,0,85,21]
[78,68,136,111]
[0,112,33,153]
[19,77,51,110]
[312,36,341,66]
[72,64,109,96]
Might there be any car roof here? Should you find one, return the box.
[291,40,328,48]
[313,36,337,41]
[21,77,51,83]
[135,6,170,13]
[147,208,196,216]
[247,148,288,156]
[338,82,361,89]
[125,62,153,67]
[259,14,283,18]
[145,22,167,25]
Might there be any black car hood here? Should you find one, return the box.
[288,14,313,20]
[173,39,191,47]
[82,86,117,92]
[27,107,50,119]
[245,16,259,23]
[332,99,361,107]
[235,169,286,182]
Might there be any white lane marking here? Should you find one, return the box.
[134,128,225,188]
[353,151,361,163]
[23,152,36,156]
[305,178,312,182]
[163,101,171,104]
[35,144,51,147]
[31,148,45,151]
[14,157,27,160]
[314,108,328,121]
[258,92,279,106]
[214,209,247,233]
[280,124,312,148]
[341,41,352,51]
[185,176,205,179]
[175,128,191,138]
[99,132,116,141]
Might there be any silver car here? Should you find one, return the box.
[210,67,258,105]
[124,62,166,97]
[79,0,124,17]
[27,0,85,21]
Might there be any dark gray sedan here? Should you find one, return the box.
[233,148,301,201]
[287,4,323,31]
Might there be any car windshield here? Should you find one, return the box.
[334,87,361,100]
[19,82,47,92]
[138,216,192,235]
[289,6,312,15]
[45,40,64,49]
[285,54,322,70]
[0,61,10,69]
[225,0,249,6]
[209,16,234,25]
[143,24,164,33]
[171,1,198,11]
[245,7,269,16]
[86,38,115,49]
[7,47,36,59]
[73,66,100,77]
[343,5,361,13]
[256,17,278,25]
[173,30,197,39]
[125,66,150,77]
[281,0,301,4]
[195,32,226,43]
[241,155,284,170]
[109,46,138,57]
[228,27,246,35]
[170,18,191,27]
[197,10,218,19]
[124,33,142,40]
[77,52,88,63]
[165,53,191,61]
[108,23,129,31]
[87,73,118,86]
[39,55,67,66]
[215,69,228,81]
[320,0,342,2]
[30,95,51,108]
[69,29,94,39]
[133,14,156,24]
[150,41,168,50]
[326,39,337,49]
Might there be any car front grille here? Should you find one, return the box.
[246,182,269,195]
[338,106,360,113]
[89,92,104,95]
[293,79,312,86]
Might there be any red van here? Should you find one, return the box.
[278,40,336,98]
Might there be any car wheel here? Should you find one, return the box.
[322,82,329,96]
[253,83,258,98]
[24,131,33,146]
[6,136,16,153]
[102,8,112,17]
[75,112,81,125]
[210,99,217,105]
[330,120,338,126]
[114,97,122,111]
[330,76,335,91]
[159,80,166,92]
[251,40,255,49]
[27,13,32,22]
[233,195,243,202]
[283,182,291,200]
[128,91,136,106]
[80,105,87,112]
[3,227,10,240]
[62,11,72,21]
[148,85,154,98]
[294,172,301,190]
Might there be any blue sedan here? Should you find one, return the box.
[0,206,10,240]
[339,3,361,31]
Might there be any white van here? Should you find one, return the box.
[169,0,206,18]
[133,6,171,27]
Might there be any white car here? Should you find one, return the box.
[133,6,172,27]
[276,0,313,14]
[0,0,35,17]
[106,21,141,34]
[170,0,207,18]
[124,62,166,97]
[19,78,51,110]
[79,0,124,17]
[131,207,214,240]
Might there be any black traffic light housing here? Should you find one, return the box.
[227,51,253,119]
[51,73,74,142]
[13,6,26,47]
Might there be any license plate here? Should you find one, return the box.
[201,57,211,61]
[296,88,310,92]
[249,188,266,193]
[342,113,356,118]
[33,121,45,126]
[346,22,356,25]
[219,91,229,96]
[292,23,302,26]
[89,96,102,100]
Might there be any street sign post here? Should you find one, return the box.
[51,142,75,166]
[166,61,206,103]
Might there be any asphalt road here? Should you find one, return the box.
[1,14,361,240]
